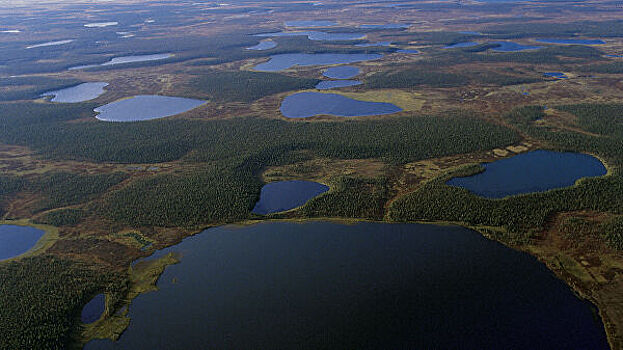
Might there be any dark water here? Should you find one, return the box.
[252,180,329,215]
[447,150,607,198]
[0,225,45,260]
[42,82,108,103]
[444,41,479,49]
[536,38,606,45]
[280,92,401,118]
[253,53,381,72]
[256,31,365,41]
[491,41,542,52]
[81,294,106,324]
[323,65,360,79]
[84,221,609,350]
[315,80,362,90]
[246,40,277,50]
[544,72,568,79]
[355,41,392,47]
[285,20,337,27]
[396,49,419,53]
[94,95,205,122]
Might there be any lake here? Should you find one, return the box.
[544,72,567,79]
[397,49,419,54]
[323,65,360,79]
[26,39,73,49]
[253,53,382,72]
[94,95,205,122]
[315,80,362,90]
[280,92,401,118]
[252,180,329,215]
[355,41,392,47]
[444,41,479,49]
[491,41,542,52]
[84,221,609,350]
[536,38,606,45]
[447,150,607,198]
[69,53,173,70]
[84,22,118,28]
[359,23,410,29]
[285,20,337,27]
[42,82,108,103]
[246,40,277,50]
[81,294,106,324]
[0,224,45,260]
[255,31,365,41]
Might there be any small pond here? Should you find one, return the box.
[280,92,401,118]
[69,53,173,70]
[253,53,381,72]
[444,41,479,49]
[94,95,205,122]
[83,221,609,350]
[536,38,605,45]
[315,80,362,90]
[355,41,392,47]
[84,22,118,28]
[397,49,419,53]
[256,31,365,41]
[252,180,329,214]
[26,39,73,49]
[246,40,277,50]
[42,82,108,103]
[323,65,360,79]
[544,72,567,79]
[446,150,607,198]
[0,225,45,260]
[491,41,542,52]
[81,294,106,324]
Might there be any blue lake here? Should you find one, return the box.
[447,150,607,198]
[544,72,567,79]
[81,294,106,324]
[246,40,277,50]
[94,95,205,122]
[355,41,392,47]
[253,53,381,72]
[323,65,360,79]
[315,80,362,90]
[444,41,479,49]
[252,180,329,215]
[42,82,108,103]
[397,49,419,54]
[68,53,173,70]
[285,20,337,27]
[460,31,483,35]
[256,31,365,41]
[84,221,609,350]
[491,41,542,52]
[280,92,401,118]
[359,23,410,29]
[536,39,606,45]
[0,225,45,260]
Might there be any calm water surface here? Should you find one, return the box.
[84,221,609,350]
[256,31,365,41]
[447,150,607,198]
[491,41,542,52]
[252,180,329,214]
[94,95,205,122]
[253,53,381,71]
[285,20,337,27]
[0,225,45,260]
[280,92,401,118]
[444,41,479,49]
[81,294,106,324]
[544,72,568,79]
[355,41,392,47]
[246,40,277,50]
[42,82,108,103]
[536,38,605,45]
[69,53,172,70]
[323,65,360,79]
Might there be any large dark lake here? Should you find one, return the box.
[84,221,609,350]
[280,92,401,118]
[447,150,607,198]
[0,224,45,260]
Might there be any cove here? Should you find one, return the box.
[94,95,205,122]
[42,82,108,103]
[252,180,329,214]
[0,225,45,260]
[280,92,401,118]
[315,80,362,90]
[253,53,381,72]
[447,150,607,198]
[323,65,360,79]
[84,221,609,350]
[81,294,106,324]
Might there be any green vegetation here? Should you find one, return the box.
[0,256,127,350]
[602,216,623,250]
[578,61,623,74]
[35,209,86,227]
[184,71,320,102]
[0,76,83,102]
[300,177,391,220]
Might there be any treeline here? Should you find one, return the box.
[0,76,83,102]
[0,256,127,350]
